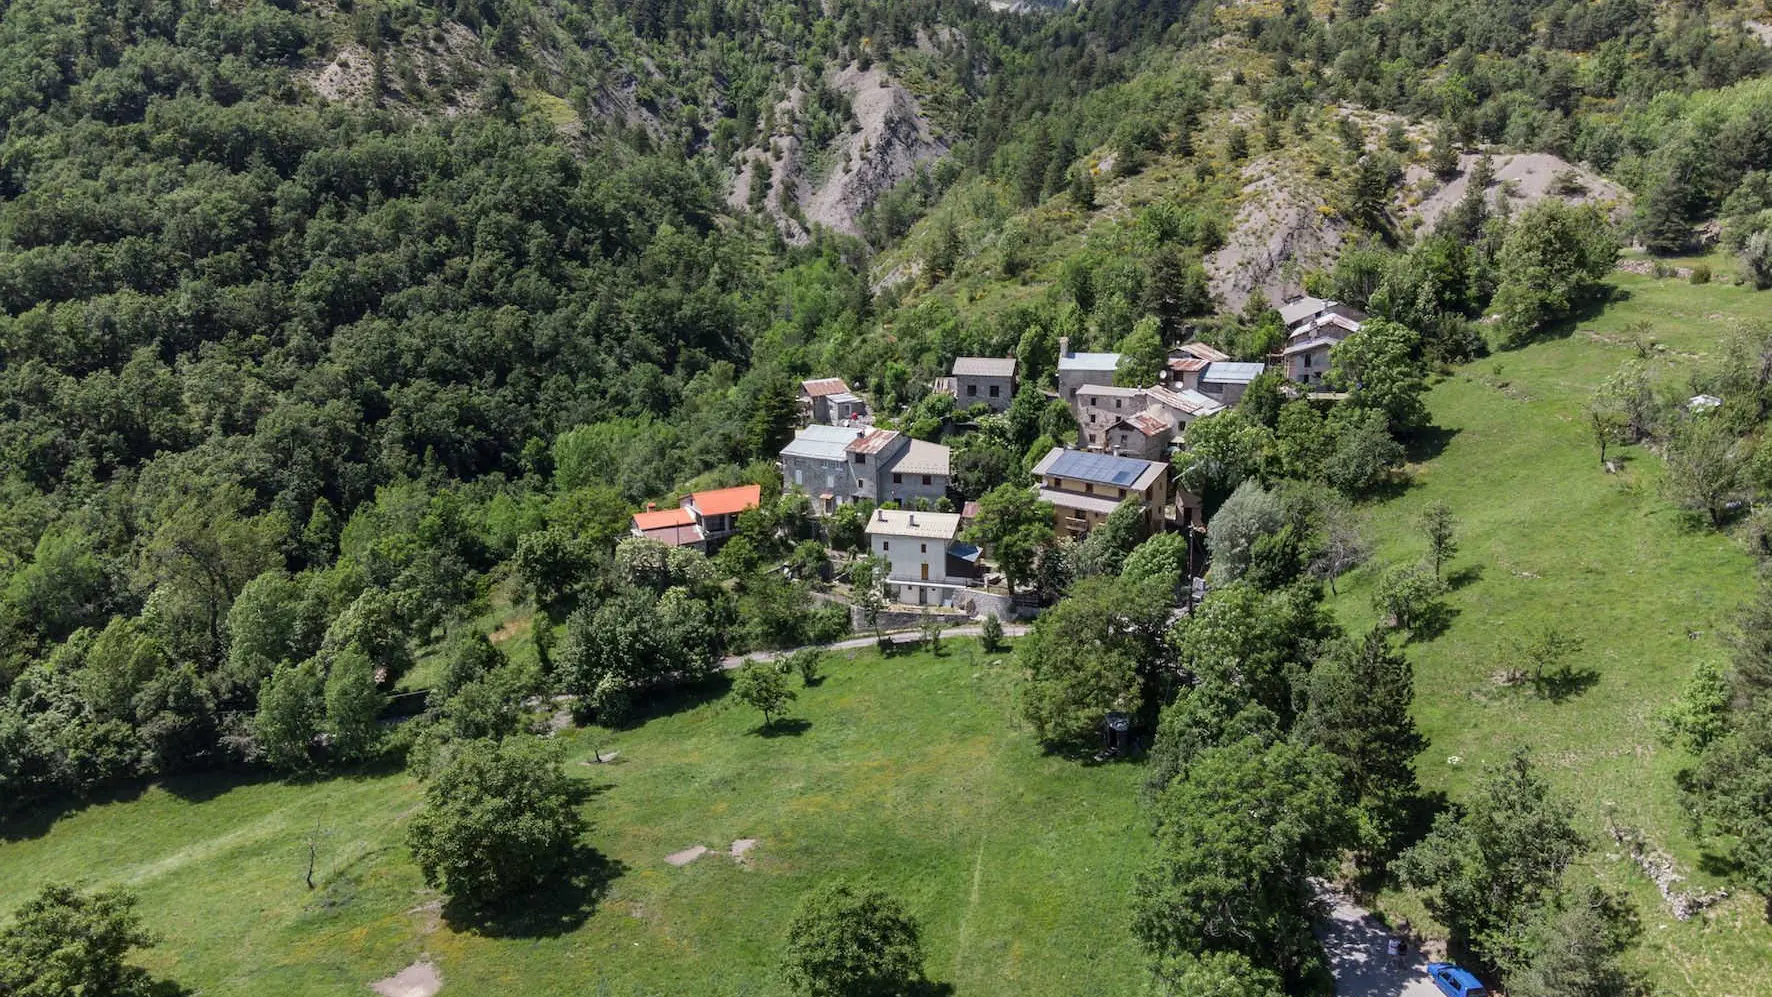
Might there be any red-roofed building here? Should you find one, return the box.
[629,484,763,552]
[800,378,867,425]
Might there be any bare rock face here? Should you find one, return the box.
[800,65,947,237]
[729,64,947,241]
[1207,161,1346,312]
[1405,152,1629,230]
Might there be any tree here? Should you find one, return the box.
[1661,414,1743,527]
[787,647,824,685]
[1324,408,1405,496]
[979,613,1004,651]
[965,484,1053,594]
[1399,750,1584,968]
[0,883,172,997]
[1204,481,1285,584]
[1329,318,1428,431]
[951,442,1021,500]
[254,659,324,771]
[1493,202,1618,345]
[1075,500,1147,577]
[1419,501,1459,578]
[1510,625,1586,696]
[1121,532,1191,601]
[1345,154,1399,235]
[1311,498,1368,595]
[1298,628,1427,866]
[781,883,926,997]
[747,377,799,461]
[1017,576,1170,748]
[1177,412,1273,509]
[1371,563,1444,634]
[323,646,385,763]
[1728,585,1772,711]
[1654,660,1732,754]
[1115,317,1166,387]
[1133,735,1356,986]
[407,736,584,910]
[1170,582,1339,727]
[1508,886,1645,997]
[1591,358,1657,446]
[1682,702,1772,920]
[1150,951,1285,997]
[733,663,796,729]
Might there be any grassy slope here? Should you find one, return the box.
[1325,265,1772,996]
[0,641,1150,997]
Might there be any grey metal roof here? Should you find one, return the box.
[1201,361,1267,384]
[780,425,863,461]
[1278,296,1333,327]
[1057,351,1120,371]
[952,356,1017,378]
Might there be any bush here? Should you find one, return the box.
[1689,264,1712,285]
[782,883,926,997]
[407,737,584,910]
[1371,563,1446,633]
[979,613,1004,650]
[788,648,824,686]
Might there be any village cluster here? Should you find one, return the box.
[628,296,1367,611]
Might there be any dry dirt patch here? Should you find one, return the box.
[371,960,441,997]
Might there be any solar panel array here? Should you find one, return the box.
[1048,449,1149,486]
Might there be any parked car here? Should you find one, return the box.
[1426,962,1487,997]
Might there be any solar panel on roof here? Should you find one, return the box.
[1049,450,1148,486]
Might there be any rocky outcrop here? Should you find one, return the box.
[1405,152,1630,230]
[1206,161,1346,312]
[729,64,947,241]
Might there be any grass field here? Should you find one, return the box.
[1325,267,1772,996]
[0,641,1151,997]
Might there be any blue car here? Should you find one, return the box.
[1426,962,1488,997]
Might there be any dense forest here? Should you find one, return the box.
[5,0,1772,993]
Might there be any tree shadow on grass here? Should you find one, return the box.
[755,717,812,738]
[0,780,152,843]
[443,844,626,939]
[1497,291,1621,351]
[1533,667,1601,703]
[1404,601,1460,644]
[1404,424,1462,464]
[604,672,735,729]
[1445,564,1484,591]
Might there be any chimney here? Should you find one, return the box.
[908,513,917,526]
[1059,335,1071,359]
[646,502,656,511]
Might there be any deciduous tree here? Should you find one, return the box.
[782,883,926,997]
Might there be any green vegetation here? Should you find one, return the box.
[1325,269,1772,993]
[0,643,1150,995]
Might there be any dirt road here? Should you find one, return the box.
[1317,888,1443,997]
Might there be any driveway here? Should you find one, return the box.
[1316,887,1443,997]
[720,623,1029,670]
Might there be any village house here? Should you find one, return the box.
[629,484,762,552]
[798,377,868,425]
[1159,342,1230,390]
[779,425,861,514]
[864,508,976,606]
[778,426,952,512]
[1196,361,1267,404]
[1031,447,1170,538]
[1055,336,1120,402]
[948,356,1017,411]
[1071,383,1224,458]
[847,428,951,507]
[1277,296,1366,386]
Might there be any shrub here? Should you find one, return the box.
[1689,264,1712,285]
[980,613,1004,651]
[782,883,926,997]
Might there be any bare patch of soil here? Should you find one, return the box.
[488,615,531,644]
[371,960,441,997]
[1406,153,1628,231]
[665,845,709,867]
[730,838,758,863]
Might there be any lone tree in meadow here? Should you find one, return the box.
[1420,501,1459,578]
[733,663,796,730]
[407,736,584,911]
[782,883,927,997]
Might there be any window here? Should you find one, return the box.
[920,543,927,553]
[1089,414,1096,424]
[922,475,931,485]
[1084,483,1094,494]
[882,541,890,551]
[966,384,977,396]
[988,385,999,398]
[1302,353,1312,369]
[1119,488,1127,498]
[892,473,902,484]
[1115,399,1122,409]
[854,453,866,464]
[794,468,803,485]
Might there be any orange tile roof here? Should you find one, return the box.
[1168,357,1211,373]
[689,484,762,517]
[633,506,695,530]
[638,524,705,547]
